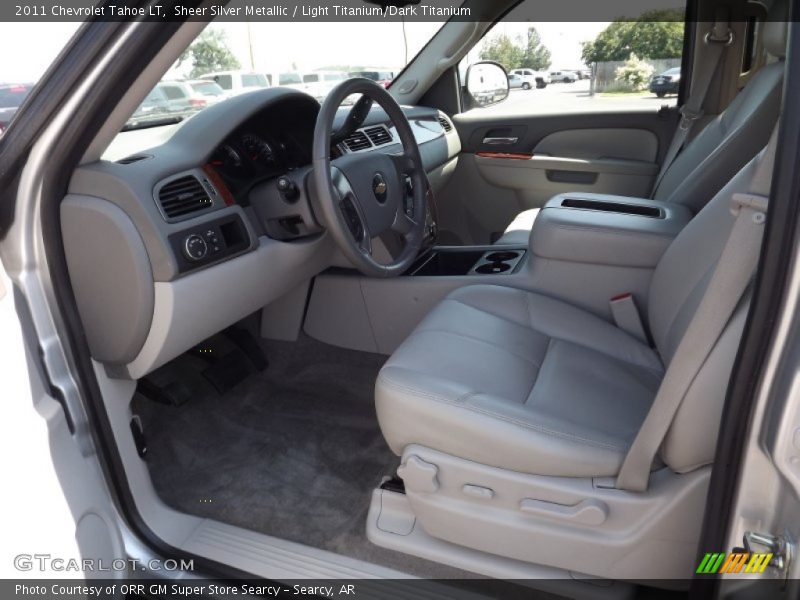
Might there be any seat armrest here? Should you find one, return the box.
[532,193,692,268]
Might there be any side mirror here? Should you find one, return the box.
[464,61,509,108]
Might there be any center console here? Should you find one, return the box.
[530,192,691,269]
[302,192,692,356]
[410,247,526,276]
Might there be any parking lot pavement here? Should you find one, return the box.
[489,79,678,115]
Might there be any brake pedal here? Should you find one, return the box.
[137,378,194,406]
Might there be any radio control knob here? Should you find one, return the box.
[183,234,208,261]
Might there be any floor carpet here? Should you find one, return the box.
[133,333,469,578]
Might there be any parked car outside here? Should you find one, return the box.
[129,86,170,122]
[156,81,213,114]
[303,70,357,104]
[649,67,681,97]
[507,73,524,89]
[302,70,348,101]
[198,70,270,96]
[550,70,578,83]
[348,69,395,88]
[267,71,306,91]
[509,68,548,88]
[0,83,33,135]
[186,79,227,103]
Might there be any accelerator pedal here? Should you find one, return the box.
[222,327,268,371]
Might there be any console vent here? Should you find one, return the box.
[117,154,151,164]
[157,175,212,219]
[438,115,453,132]
[364,125,393,146]
[343,130,372,152]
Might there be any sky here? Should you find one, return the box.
[0,20,607,84]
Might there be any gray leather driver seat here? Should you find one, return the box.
[376,149,760,479]
[495,11,786,246]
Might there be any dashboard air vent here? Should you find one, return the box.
[438,115,453,132]
[364,126,393,146]
[343,130,372,152]
[157,175,212,219]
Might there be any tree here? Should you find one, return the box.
[479,27,551,71]
[179,29,240,79]
[479,32,524,70]
[614,53,655,91]
[581,9,685,64]
[522,27,552,71]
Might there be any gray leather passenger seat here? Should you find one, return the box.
[377,147,761,481]
[495,8,786,246]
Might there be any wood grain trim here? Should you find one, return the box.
[476,152,533,160]
[202,165,236,206]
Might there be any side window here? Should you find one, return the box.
[303,74,319,83]
[215,74,233,90]
[459,2,686,115]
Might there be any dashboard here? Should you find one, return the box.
[62,87,461,378]
[207,101,314,198]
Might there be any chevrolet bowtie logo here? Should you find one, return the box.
[372,173,388,203]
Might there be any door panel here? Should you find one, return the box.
[436,110,678,244]
[533,128,658,161]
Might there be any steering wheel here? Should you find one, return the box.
[312,78,428,277]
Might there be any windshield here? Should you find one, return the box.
[122,21,442,133]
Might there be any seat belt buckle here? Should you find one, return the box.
[610,294,648,344]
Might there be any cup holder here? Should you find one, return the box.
[469,248,525,275]
[485,251,520,262]
[475,262,512,274]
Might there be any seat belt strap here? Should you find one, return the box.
[616,127,778,492]
[651,15,734,198]
[610,293,648,343]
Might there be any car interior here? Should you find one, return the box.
[53,0,790,594]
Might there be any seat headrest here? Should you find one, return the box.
[763,0,788,59]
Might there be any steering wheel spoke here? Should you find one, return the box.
[391,204,418,235]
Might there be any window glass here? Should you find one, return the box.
[215,74,233,90]
[241,73,268,87]
[459,2,686,115]
[0,23,79,135]
[191,81,224,96]
[113,20,442,142]
[160,85,185,100]
[279,73,302,85]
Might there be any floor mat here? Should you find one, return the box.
[134,334,467,578]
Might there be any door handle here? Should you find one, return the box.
[482,136,519,145]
